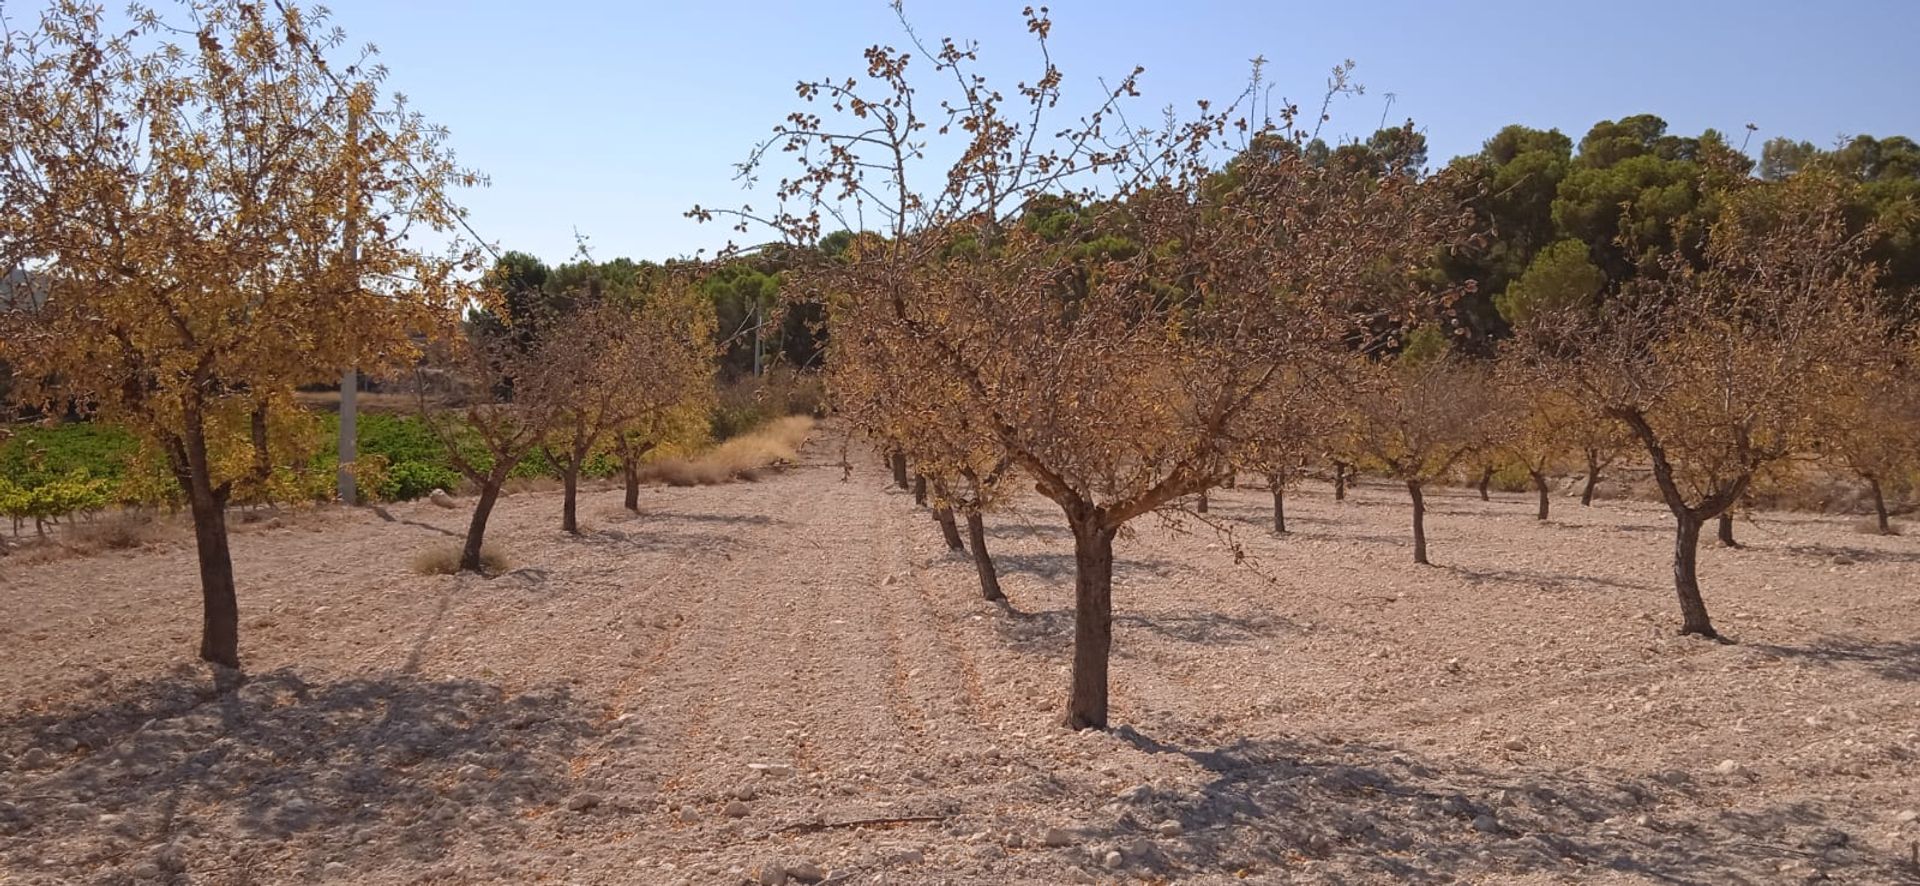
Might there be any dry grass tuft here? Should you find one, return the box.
[410,542,511,576]
[69,512,178,551]
[643,416,813,487]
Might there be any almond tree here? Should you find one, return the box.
[1495,375,1581,521]
[0,0,474,667]
[536,276,714,533]
[416,317,569,574]
[1512,173,1877,639]
[1235,370,1333,535]
[1348,356,1505,564]
[1822,341,1920,534]
[702,11,1468,728]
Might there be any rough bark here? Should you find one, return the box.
[561,460,582,535]
[965,511,1004,602]
[1531,470,1550,521]
[1066,517,1118,730]
[1717,511,1740,548]
[1615,408,1743,641]
[184,469,239,668]
[1408,480,1429,566]
[889,451,909,489]
[623,457,641,511]
[1869,477,1892,535]
[934,505,964,550]
[1477,465,1494,502]
[1581,449,1601,506]
[171,415,240,669]
[460,469,508,573]
[1673,515,1718,638]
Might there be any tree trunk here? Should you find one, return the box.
[1408,480,1429,566]
[461,472,507,573]
[1581,450,1600,506]
[172,417,241,669]
[1531,470,1549,521]
[1716,511,1740,548]
[561,459,582,535]
[1869,477,1892,535]
[1223,472,1237,490]
[934,505,965,550]
[889,451,909,489]
[965,511,1003,602]
[1066,518,1118,730]
[1672,515,1718,638]
[913,474,928,507]
[1333,462,1348,501]
[1196,488,1209,514]
[184,472,239,668]
[623,456,641,511]
[1268,474,1288,534]
[1477,465,1494,502]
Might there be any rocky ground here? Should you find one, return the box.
[3,428,1919,884]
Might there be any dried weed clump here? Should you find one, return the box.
[644,417,813,487]
[412,542,511,576]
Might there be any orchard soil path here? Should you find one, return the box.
[3,427,1920,884]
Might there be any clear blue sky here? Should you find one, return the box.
[313,0,1920,264]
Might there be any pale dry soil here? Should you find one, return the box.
[2,431,1919,885]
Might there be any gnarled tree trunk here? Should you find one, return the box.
[1869,477,1892,535]
[913,474,928,507]
[934,505,964,550]
[560,452,585,535]
[889,450,909,489]
[623,457,641,511]
[1673,514,1717,638]
[1270,475,1287,534]
[1531,470,1550,521]
[461,465,511,573]
[1333,461,1349,501]
[1196,488,1209,514]
[170,417,240,668]
[965,511,1003,602]
[1408,480,1429,565]
[1066,517,1118,730]
[1717,511,1740,548]
[1477,465,1494,502]
[1581,449,1601,506]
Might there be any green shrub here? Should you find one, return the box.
[383,460,462,501]
[0,423,138,487]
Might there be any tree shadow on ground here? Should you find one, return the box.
[993,607,1292,658]
[578,526,742,555]
[991,552,1180,583]
[624,510,781,529]
[1784,542,1920,565]
[987,521,1072,542]
[1754,636,1920,683]
[1092,728,1911,884]
[0,669,597,881]
[1449,565,1658,595]
[372,506,463,539]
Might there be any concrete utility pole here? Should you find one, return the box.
[337,103,361,505]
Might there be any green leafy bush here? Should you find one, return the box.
[382,460,462,501]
